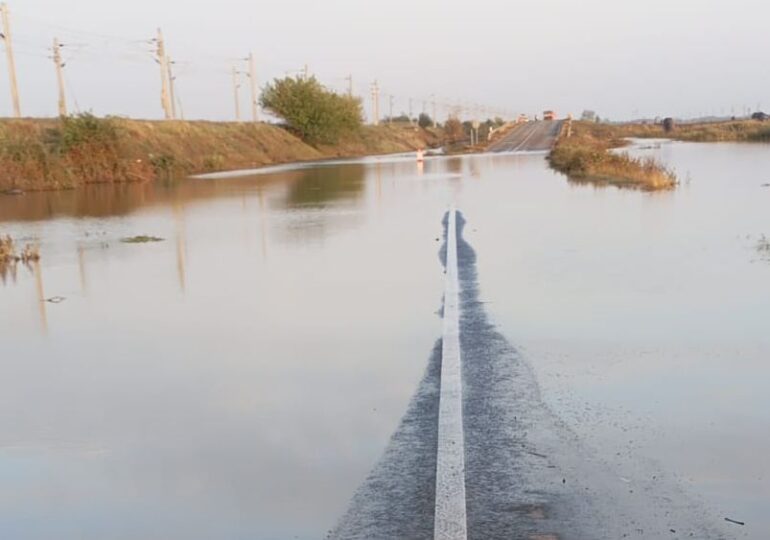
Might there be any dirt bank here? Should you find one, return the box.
[0,117,443,192]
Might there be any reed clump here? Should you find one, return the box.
[0,235,40,282]
[549,124,676,190]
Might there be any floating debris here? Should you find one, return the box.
[44,296,66,304]
[724,517,745,526]
[120,235,165,244]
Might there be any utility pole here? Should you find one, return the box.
[408,98,413,122]
[248,52,258,122]
[344,74,353,97]
[431,94,437,124]
[155,28,172,120]
[232,66,241,122]
[52,38,67,117]
[303,64,309,80]
[166,56,177,120]
[388,94,394,123]
[370,80,380,126]
[1,3,21,117]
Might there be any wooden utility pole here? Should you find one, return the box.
[1,3,21,117]
[388,94,394,123]
[232,66,241,121]
[248,52,258,122]
[432,96,437,125]
[166,56,177,120]
[52,38,67,116]
[155,28,172,119]
[370,80,380,126]
[302,64,309,80]
[345,74,353,97]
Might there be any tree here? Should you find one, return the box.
[418,113,434,129]
[260,76,362,144]
[444,117,464,142]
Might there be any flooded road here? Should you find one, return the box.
[1,143,769,538]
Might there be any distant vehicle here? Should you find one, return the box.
[751,111,768,121]
[543,110,556,121]
[517,114,529,123]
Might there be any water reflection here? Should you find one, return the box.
[1,146,768,538]
[285,164,366,207]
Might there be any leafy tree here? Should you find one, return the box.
[260,76,362,144]
[418,113,434,129]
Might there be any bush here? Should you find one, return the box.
[260,76,362,144]
[56,113,119,153]
[418,113,433,129]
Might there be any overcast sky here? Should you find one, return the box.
[2,0,768,122]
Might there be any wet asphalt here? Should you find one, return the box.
[329,212,726,540]
[487,121,564,153]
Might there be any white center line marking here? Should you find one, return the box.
[434,207,468,540]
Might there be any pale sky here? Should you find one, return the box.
[2,0,768,122]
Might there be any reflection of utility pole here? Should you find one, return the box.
[77,245,88,294]
[257,187,269,262]
[173,202,187,293]
[248,52,258,122]
[155,28,172,119]
[370,80,380,125]
[33,260,48,336]
[1,3,21,117]
[52,37,67,117]
[232,65,241,121]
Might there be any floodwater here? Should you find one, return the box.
[1,142,769,539]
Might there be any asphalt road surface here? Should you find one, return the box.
[329,211,724,540]
[487,120,564,153]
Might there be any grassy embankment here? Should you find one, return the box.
[0,116,442,192]
[548,121,677,190]
[590,119,770,143]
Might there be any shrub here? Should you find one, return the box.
[418,113,433,129]
[260,76,362,144]
[56,113,119,153]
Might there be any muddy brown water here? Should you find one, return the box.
[1,144,768,539]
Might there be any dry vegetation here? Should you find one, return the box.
[0,115,442,192]
[578,119,770,143]
[549,122,677,190]
[0,235,40,282]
